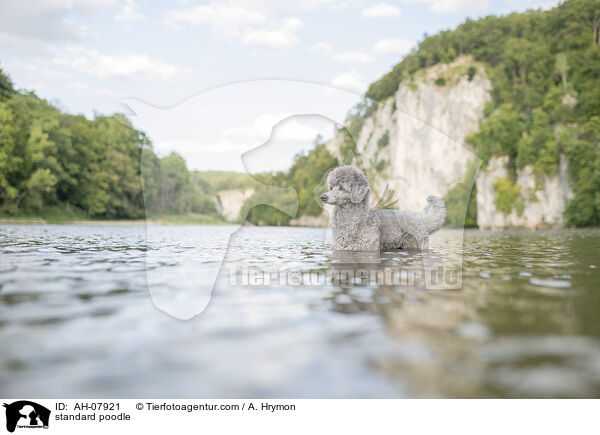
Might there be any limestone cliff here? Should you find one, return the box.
[216,188,255,222]
[476,155,572,230]
[326,56,572,229]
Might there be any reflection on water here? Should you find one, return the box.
[0,224,599,398]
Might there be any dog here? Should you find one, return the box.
[320,166,446,251]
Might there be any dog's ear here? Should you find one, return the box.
[350,182,369,204]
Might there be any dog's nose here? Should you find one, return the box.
[320,193,328,202]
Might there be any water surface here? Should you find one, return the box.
[1,224,599,398]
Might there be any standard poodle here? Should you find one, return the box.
[320,165,446,251]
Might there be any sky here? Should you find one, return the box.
[0,0,560,172]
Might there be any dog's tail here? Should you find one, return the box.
[421,196,446,234]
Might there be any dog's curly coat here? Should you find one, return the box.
[321,166,446,251]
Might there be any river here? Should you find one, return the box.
[1,224,599,397]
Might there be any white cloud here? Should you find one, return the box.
[115,0,144,21]
[220,0,338,12]
[168,113,330,160]
[53,46,181,79]
[309,41,333,55]
[165,3,266,37]
[165,3,303,49]
[330,70,366,94]
[66,80,122,98]
[242,17,303,48]
[1,60,72,92]
[273,117,334,141]
[505,0,559,11]
[373,37,414,56]
[93,54,179,79]
[155,114,336,172]
[430,0,489,13]
[221,112,334,144]
[160,139,249,154]
[222,113,289,142]
[332,51,375,64]
[0,0,114,46]
[401,0,490,14]
[362,3,401,17]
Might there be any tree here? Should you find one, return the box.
[468,104,523,166]
[555,53,569,91]
[359,0,600,225]
[493,178,521,216]
[0,68,15,100]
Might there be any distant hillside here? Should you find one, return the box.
[193,170,259,192]
[223,0,600,228]
[359,0,600,226]
[0,67,223,222]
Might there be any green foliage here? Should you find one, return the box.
[517,108,558,176]
[467,66,477,81]
[377,131,390,149]
[0,90,147,218]
[444,163,478,227]
[361,0,600,225]
[555,53,569,91]
[3,0,600,226]
[367,0,600,107]
[564,117,600,226]
[435,77,446,86]
[0,68,222,221]
[493,177,522,215]
[375,159,387,172]
[244,144,338,225]
[141,151,222,217]
[467,103,524,167]
[346,100,376,139]
[193,170,258,192]
[144,152,191,214]
[0,67,15,101]
[191,194,217,215]
[244,192,297,226]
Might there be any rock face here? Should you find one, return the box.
[217,188,255,222]
[327,56,489,214]
[325,56,572,229]
[476,155,572,230]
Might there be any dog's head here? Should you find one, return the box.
[321,165,370,206]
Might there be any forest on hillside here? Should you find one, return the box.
[0,68,222,222]
[0,65,340,224]
[243,143,338,225]
[0,66,340,223]
[244,0,600,227]
[363,0,600,226]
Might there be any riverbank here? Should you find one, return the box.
[0,213,227,226]
[1,215,594,229]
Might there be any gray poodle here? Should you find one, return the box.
[320,166,446,251]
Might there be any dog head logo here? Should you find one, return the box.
[121,80,478,318]
[3,401,50,433]
[122,81,358,320]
